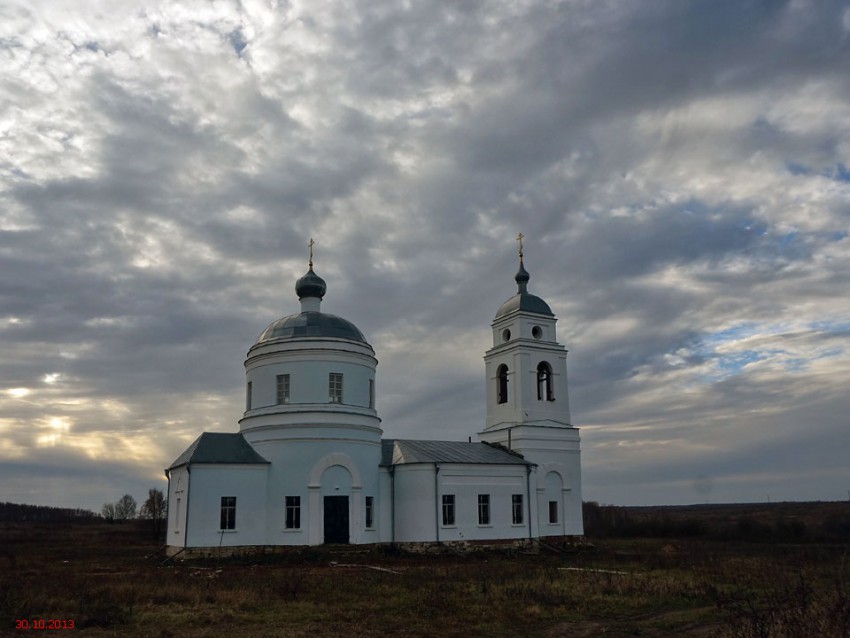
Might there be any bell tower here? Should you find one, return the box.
[478,237,583,536]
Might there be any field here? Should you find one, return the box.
[2,502,849,637]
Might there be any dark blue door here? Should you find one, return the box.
[323,496,349,544]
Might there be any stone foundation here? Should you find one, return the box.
[165,537,547,560]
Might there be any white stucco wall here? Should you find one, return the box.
[437,464,534,543]
[182,465,269,548]
[392,465,437,542]
[391,463,536,543]
[479,425,583,536]
[166,466,189,547]
[238,326,383,546]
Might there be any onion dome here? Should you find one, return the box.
[254,263,369,346]
[495,259,553,318]
[295,267,327,299]
[515,260,530,293]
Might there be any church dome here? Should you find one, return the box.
[255,262,369,345]
[256,311,368,344]
[295,268,327,299]
[495,293,553,318]
[494,259,554,318]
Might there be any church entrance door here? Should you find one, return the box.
[323,496,349,544]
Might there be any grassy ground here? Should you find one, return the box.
[1,516,849,637]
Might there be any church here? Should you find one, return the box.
[164,243,582,553]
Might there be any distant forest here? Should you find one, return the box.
[0,501,99,523]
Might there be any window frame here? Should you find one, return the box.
[277,374,290,405]
[548,500,559,525]
[512,494,524,525]
[441,494,456,527]
[365,496,374,529]
[329,372,343,404]
[285,496,301,530]
[477,494,491,526]
[220,496,236,530]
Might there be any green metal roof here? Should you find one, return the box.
[381,439,533,467]
[494,292,554,318]
[256,311,368,344]
[167,432,269,470]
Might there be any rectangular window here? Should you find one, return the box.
[277,374,290,405]
[365,496,374,529]
[548,500,558,524]
[174,497,181,532]
[512,494,524,525]
[245,382,252,411]
[369,379,375,409]
[478,494,490,525]
[220,496,236,530]
[285,496,300,529]
[441,494,455,526]
[329,373,343,403]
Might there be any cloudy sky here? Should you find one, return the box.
[2,0,849,512]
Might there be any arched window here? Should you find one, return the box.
[537,361,554,401]
[496,364,509,404]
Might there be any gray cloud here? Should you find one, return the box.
[1,0,849,512]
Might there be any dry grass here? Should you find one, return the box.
[1,518,848,637]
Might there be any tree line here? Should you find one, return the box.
[101,489,167,535]
[0,502,99,523]
[101,488,166,521]
[1,488,166,528]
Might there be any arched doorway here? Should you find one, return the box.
[545,470,564,534]
[321,464,352,544]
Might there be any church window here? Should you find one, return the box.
[329,373,343,403]
[442,494,455,526]
[369,379,375,409]
[478,494,491,525]
[512,494,524,525]
[502,328,511,342]
[277,374,290,405]
[537,362,554,401]
[220,496,236,530]
[365,496,374,529]
[245,382,252,410]
[285,496,300,529]
[548,500,558,524]
[496,364,509,404]
[532,325,543,339]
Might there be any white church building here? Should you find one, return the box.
[165,248,582,552]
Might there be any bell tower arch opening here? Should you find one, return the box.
[537,361,553,401]
[497,364,509,404]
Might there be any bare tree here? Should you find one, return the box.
[115,494,137,521]
[101,502,116,522]
[139,488,167,538]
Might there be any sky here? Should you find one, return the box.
[2,0,850,513]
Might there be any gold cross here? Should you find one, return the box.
[516,232,524,259]
[308,238,315,268]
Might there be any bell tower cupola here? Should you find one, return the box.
[482,237,571,431]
